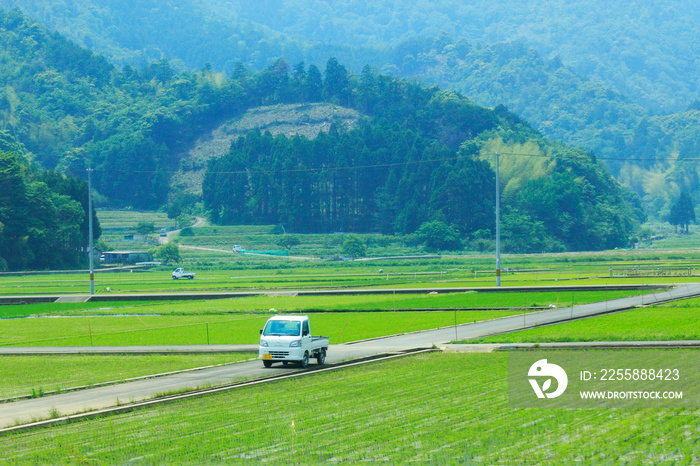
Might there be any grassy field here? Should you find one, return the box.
[465,305,700,343]
[5,214,700,296]
[0,263,692,295]
[2,211,699,462]
[97,211,177,231]
[0,290,649,317]
[2,352,697,464]
[0,353,255,401]
[0,289,651,347]
[0,311,526,347]
[88,210,700,276]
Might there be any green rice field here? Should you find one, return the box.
[0,264,694,296]
[0,311,523,347]
[0,353,255,401]
[466,305,700,343]
[0,289,652,347]
[0,289,649,318]
[2,212,700,462]
[2,352,697,464]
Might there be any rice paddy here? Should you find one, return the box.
[1,352,697,464]
[2,213,699,462]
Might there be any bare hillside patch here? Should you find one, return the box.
[172,103,364,194]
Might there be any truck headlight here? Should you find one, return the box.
[260,340,268,347]
[289,340,301,347]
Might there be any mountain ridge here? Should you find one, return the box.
[1,1,696,219]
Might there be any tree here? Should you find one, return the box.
[501,208,563,253]
[176,213,192,228]
[415,220,462,251]
[342,235,366,258]
[668,191,695,233]
[135,222,155,235]
[151,241,180,264]
[305,64,323,102]
[277,234,301,253]
[323,57,350,105]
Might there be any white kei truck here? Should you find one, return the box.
[171,267,195,279]
[259,315,329,368]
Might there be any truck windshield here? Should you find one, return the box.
[263,320,301,336]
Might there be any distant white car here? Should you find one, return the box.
[172,267,195,279]
[232,245,243,253]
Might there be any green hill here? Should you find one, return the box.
[0,9,643,256]
[1,0,697,219]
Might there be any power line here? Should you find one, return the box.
[95,150,698,177]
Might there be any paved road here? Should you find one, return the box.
[371,282,700,347]
[159,217,207,245]
[2,283,699,428]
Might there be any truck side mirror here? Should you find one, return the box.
[259,329,263,335]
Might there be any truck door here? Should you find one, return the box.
[302,319,311,344]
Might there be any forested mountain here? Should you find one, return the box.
[0,9,248,208]
[385,37,700,221]
[0,9,643,257]
[0,132,99,271]
[1,0,697,220]
[202,64,644,251]
[4,0,697,113]
[231,0,699,114]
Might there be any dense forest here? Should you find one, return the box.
[0,133,99,271]
[5,0,697,113]
[203,64,644,251]
[2,0,698,220]
[387,36,700,221]
[0,9,248,208]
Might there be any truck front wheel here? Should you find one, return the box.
[300,352,309,368]
[263,360,273,368]
[317,349,326,365]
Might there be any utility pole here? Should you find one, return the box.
[87,168,95,295]
[495,152,501,287]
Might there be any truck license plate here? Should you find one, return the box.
[262,354,272,360]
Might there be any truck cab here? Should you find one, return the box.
[259,315,329,368]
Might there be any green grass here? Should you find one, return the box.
[466,305,700,343]
[96,210,176,230]
[2,352,697,463]
[0,290,650,318]
[0,311,524,347]
[0,353,254,400]
[1,263,681,295]
[0,267,476,295]
[204,289,650,313]
[0,289,653,347]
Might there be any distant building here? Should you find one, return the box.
[123,233,147,242]
[88,247,102,264]
[100,251,152,265]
